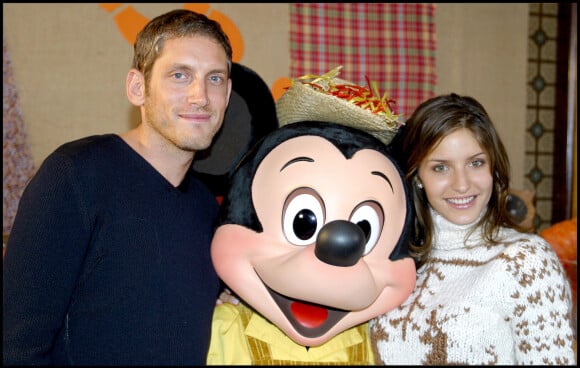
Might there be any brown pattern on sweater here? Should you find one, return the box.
[370,233,575,365]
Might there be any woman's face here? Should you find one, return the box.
[417,128,493,225]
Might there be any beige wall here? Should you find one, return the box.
[435,4,529,188]
[3,3,528,188]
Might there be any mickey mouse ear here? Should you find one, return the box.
[193,63,279,197]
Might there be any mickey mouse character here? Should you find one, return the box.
[207,67,416,365]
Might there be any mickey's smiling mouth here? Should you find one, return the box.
[265,284,349,338]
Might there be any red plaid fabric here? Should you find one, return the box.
[290,3,436,118]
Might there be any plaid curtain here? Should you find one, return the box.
[290,3,436,118]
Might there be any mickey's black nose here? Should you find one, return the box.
[315,220,366,267]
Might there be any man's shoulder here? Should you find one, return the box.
[39,134,125,175]
[48,134,129,165]
[55,134,119,155]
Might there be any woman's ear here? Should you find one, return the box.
[126,69,145,106]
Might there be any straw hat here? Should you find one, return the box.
[276,66,402,145]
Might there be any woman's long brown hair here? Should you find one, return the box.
[400,93,523,267]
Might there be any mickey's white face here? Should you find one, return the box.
[211,134,416,347]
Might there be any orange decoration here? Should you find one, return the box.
[101,3,244,62]
[113,6,149,45]
[540,217,577,262]
[182,3,211,14]
[540,217,577,329]
[271,77,292,101]
[206,9,244,62]
[99,4,122,13]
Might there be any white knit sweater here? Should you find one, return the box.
[370,210,576,365]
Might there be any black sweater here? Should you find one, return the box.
[3,134,220,365]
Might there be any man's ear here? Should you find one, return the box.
[126,69,145,106]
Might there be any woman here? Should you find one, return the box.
[370,93,576,365]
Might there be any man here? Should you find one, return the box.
[3,9,232,365]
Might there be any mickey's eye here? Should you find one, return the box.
[350,201,384,255]
[282,188,325,246]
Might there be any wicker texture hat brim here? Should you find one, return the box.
[276,76,400,146]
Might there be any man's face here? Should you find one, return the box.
[143,35,232,152]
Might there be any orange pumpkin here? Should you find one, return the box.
[540,217,577,261]
[540,218,577,316]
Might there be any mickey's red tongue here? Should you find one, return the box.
[290,301,328,328]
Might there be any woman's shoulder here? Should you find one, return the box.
[497,227,567,282]
[499,227,558,259]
